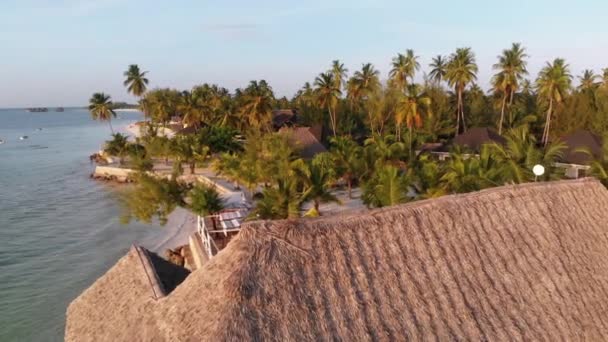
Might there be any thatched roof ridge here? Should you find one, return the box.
[68,179,608,341]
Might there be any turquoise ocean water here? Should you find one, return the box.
[0,108,165,341]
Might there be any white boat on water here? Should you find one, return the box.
[19,136,28,140]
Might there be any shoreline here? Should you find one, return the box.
[150,207,197,253]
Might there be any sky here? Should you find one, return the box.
[0,0,607,107]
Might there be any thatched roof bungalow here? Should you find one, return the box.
[279,126,327,159]
[67,179,608,341]
[555,130,604,178]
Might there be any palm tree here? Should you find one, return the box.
[492,43,528,134]
[240,80,275,131]
[88,92,117,133]
[389,49,419,92]
[179,90,204,129]
[578,69,599,91]
[395,84,432,150]
[314,72,341,136]
[297,161,341,215]
[123,64,149,97]
[104,133,130,164]
[330,136,362,198]
[253,178,302,219]
[487,126,566,182]
[446,47,478,135]
[535,58,572,145]
[429,55,447,84]
[348,63,381,130]
[362,164,411,208]
[331,60,348,93]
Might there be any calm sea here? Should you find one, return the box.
[0,108,165,341]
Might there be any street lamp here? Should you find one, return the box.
[533,164,545,182]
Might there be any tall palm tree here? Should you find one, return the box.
[179,90,204,129]
[492,43,528,134]
[578,69,599,91]
[348,63,381,130]
[331,60,348,93]
[123,64,149,97]
[88,92,117,133]
[429,55,447,84]
[189,183,225,217]
[330,136,362,198]
[389,49,419,92]
[602,68,608,89]
[240,80,275,131]
[446,47,478,135]
[395,84,432,152]
[314,72,341,136]
[535,58,572,145]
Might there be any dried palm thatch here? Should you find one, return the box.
[67,179,608,341]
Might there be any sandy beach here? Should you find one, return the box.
[150,208,197,253]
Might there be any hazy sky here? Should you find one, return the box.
[1,0,607,107]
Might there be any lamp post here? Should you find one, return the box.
[533,164,545,182]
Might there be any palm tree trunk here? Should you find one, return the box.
[190,162,196,174]
[460,89,467,132]
[409,127,414,158]
[314,200,320,213]
[542,98,553,146]
[455,89,461,136]
[329,106,337,136]
[108,119,114,134]
[498,93,507,135]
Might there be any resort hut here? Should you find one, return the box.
[272,109,298,130]
[279,126,327,159]
[66,179,608,341]
[65,245,189,340]
[431,127,506,160]
[556,130,603,178]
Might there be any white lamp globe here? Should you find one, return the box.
[532,164,545,177]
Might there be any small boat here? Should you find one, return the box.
[19,136,29,140]
[0,139,4,144]
[36,128,43,131]
[55,107,64,112]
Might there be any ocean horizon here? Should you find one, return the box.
[0,108,167,341]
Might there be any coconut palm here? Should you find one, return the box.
[395,84,432,149]
[330,60,348,93]
[104,133,130,164]
[578,69,599,91]
[429,55,448,84]
[389,49,419,92]
[88,92,117,133]
[314,72,341,136]
[348,63,381,130]
[239,80,275,131]
[296,161,341,215]
[123,64,149,98]
[535,58,572,145]
[446,47,478,135]
[253,178,302,220]
[487,126,566,182]
[179,90,204,129]
[362,164,412,208]
[330,136,363,198]
[492,43,528,134]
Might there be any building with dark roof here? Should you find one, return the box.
[279,126,327,159]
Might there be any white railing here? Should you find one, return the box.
[197,215,219,258]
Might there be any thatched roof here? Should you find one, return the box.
[67,179,608,341]
[272,109,298,129]
[452,127,506,152]
[65,245,189,341]
[279,126,327,159]
[559,130,603,165]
